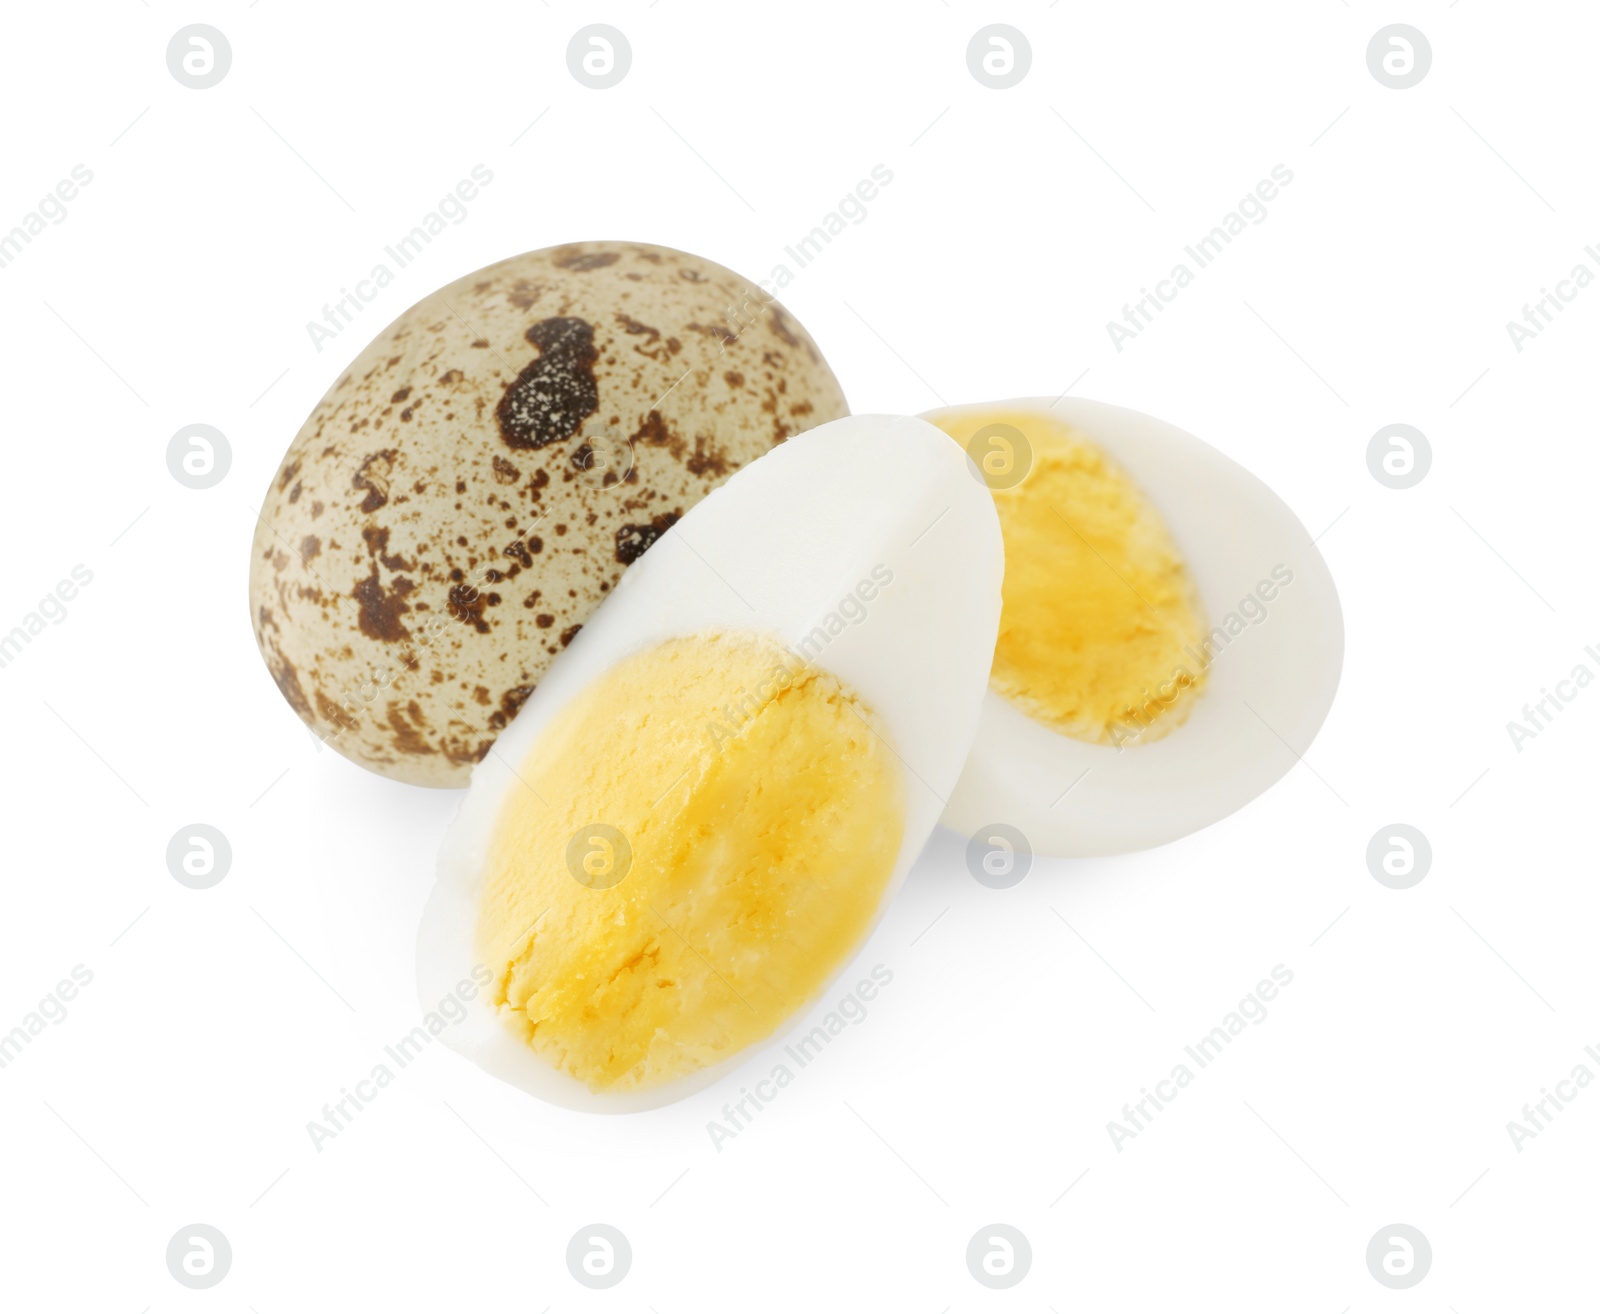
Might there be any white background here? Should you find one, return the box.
[1,1,1595,1308]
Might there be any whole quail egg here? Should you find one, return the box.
[250,241,848,787]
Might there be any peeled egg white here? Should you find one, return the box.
[929,396,1344,859]
[416,414,1003,1110]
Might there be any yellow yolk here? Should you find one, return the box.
[929,408,1209,745]
[476,631,904,1092]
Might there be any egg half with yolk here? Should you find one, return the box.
[923,397,1343,858]
[416,414,1003,1110]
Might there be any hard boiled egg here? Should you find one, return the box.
[924,397,1343,858]
[416,414,1002,1110]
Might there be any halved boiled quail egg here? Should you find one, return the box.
[416,414,1002,1110]
[924,397,1343,858]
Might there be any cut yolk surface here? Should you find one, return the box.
[476,630,903,1092]
[929,408,1209,745]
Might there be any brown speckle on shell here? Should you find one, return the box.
[352,568,413,642]
[614,513,681,565]
[495,317,601,451]
[553,248,621,272]
[352,450,397,513]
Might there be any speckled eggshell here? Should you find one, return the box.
[249,241,849,787]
